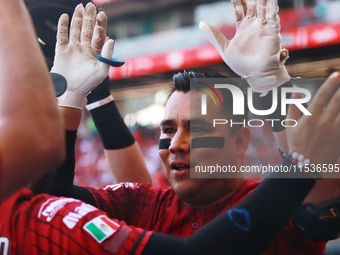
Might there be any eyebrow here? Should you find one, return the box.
[160,119,176,127]
[190,118,212,127]
[160,118,212,127]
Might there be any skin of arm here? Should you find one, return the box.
[286,73,340,206]
[104,143,152,184]
[60,107,82,131]
[273,79,340,206]
[0,0,65,199]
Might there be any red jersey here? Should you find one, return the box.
[86,180,327,255]
[0,189,152,255]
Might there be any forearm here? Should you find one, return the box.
[0,0,64,199]
[144,162,315,255]
[273,130,288,153]
[105,143,152,184]
[303,156,340,206]
[60,107,82,131]
[33,130,98,206]
[33,107,81,196]
[0,1,60,124]
[33,107,101,205]
[88,83,152,184]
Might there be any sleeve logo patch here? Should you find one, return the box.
[84,216,120,243]
[38,198,79,222]
[63,203,97,229]
[104,182,139,191]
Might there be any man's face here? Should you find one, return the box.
[159,90,246,207]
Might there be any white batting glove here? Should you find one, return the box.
[199,0,289,92]
[51,3,114,110]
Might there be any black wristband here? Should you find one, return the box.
[90,101,135,149]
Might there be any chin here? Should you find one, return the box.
[172,181,203,203]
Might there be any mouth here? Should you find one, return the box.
[169,161,191,171]
[171,164,190,171]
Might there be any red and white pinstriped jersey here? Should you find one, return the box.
[0,189,152,255]
[86,180,327,255]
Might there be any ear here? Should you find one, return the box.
[234,127,251,157]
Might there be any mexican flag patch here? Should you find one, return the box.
[84,215,120,243]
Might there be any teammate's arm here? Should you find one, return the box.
[86,77,152,184]
[144,175,315,255]
[200,0,340,205]
[200,0,290,151]
[33,3,113,198]
[199,0,340,243]
[33,3,150,198]
[0,0,65,200]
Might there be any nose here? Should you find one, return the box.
[169,129,190,153]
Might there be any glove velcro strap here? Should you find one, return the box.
[246,67,290,92]
[57,90,87,110]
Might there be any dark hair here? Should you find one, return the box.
[170,70,248,134]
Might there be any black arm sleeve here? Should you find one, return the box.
[48,130,77,196]
[87,76,135,149]
[143,160,315,255]
[70,185,97,207]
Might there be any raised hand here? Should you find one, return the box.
[287,72,340,168]
[51,3,114,110]
[199,0,289,92]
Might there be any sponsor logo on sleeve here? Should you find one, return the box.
[83,216,120,243]
[38,198,79,222]
[63,203,97,229]
[104,182,139,191]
